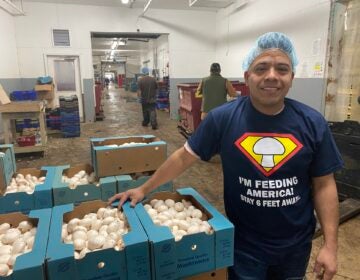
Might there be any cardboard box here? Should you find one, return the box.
[35,84,54,92]
[135,188,234,280]
[0,166,56,214]
[52,163,117,206]
[0,144,17,189]
[116,171,173,194]
[0,208,51,280]
[46,200,151,280]
[0,83,11,105]
[90,135,167,178]
[185,268,227,280]
[37,90,54,101]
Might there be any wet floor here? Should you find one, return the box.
[16,85,360,279]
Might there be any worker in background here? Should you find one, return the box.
[110,32,343,280]
[137,67,158,130]
[197,62,237,120]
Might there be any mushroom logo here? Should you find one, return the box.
[253,137,285,168]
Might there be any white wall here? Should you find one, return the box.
[14,2,217,80]
[215,0,331,79]
[0,9,20,78]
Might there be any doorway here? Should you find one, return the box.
[46,55,84,121]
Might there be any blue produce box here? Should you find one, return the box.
[0,208,51,280]
[116,172,173,194]
[0,166,56,214]
[46,200,151,280]
[135,187,234,280]
[52,163,117,206]
[0,145,16,188]
[10,90,37,101]
[90,135,167,178]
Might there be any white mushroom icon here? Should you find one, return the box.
[253,137,285,168]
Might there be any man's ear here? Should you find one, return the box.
[290,72,295,87]
[244,71,249,86]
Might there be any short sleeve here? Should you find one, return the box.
[187,112,221,161]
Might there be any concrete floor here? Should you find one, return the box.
[16,85,360,279]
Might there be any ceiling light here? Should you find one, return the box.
[121,0,130,4]
[111,40,118,49]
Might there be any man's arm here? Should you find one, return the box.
[226,80,237,97]
[312,173,339,280]
[109,147,198,207]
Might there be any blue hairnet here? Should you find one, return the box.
[242,32,299,72]
[141,67,149,75]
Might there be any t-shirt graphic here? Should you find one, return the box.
[235,132,303,177]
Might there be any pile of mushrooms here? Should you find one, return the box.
[4,174,45,195]
[0,221,36,276]
[104,142,146,148]
[61,207,129,259]
[144,198,213,241]
[62,170,97,189]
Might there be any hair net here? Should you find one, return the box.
[141,67,149,75]
[242,32,298,72]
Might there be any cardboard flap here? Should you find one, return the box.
[0,84,11,105]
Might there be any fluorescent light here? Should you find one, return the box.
[121,0,130,4]
[111,40,118,49]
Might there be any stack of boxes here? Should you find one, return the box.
[156,76,170,111]
[59,95,80,138]
[0,138,234,280]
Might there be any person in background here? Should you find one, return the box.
[197,62,238,120]
[104,77,110,89]
[110,32,343,280]
[137,67,158,130]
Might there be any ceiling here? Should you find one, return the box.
[23,0,234,11]
[91,33,163,64]
[21,0,235,66]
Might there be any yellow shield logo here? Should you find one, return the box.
[235,133,303,176]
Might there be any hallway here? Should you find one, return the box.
[16,85,360,279]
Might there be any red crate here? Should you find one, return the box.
[177,83,201,112]
[16,135,36,147]
[231,81,250,96]
[178,107,201,134]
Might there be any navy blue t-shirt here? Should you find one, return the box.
[187,97,343,262]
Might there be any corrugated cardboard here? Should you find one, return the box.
[35,83,54,92]
[0,83,11,105]
[52,163,117,206]
[0,166,56,214]
[185,268,227,280]
[90,135,167,177]
[46,200,151,280]
[135,188,235,280]
[0,208,51,280]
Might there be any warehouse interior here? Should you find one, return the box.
[0,0,359,279]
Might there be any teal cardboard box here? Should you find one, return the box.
[52,163,117,206]
[116,171,173,195]
[0,208,51,280]
[0,166,56,214]
[135,187,234,280]
[46,200,151,280]
[0,145,16,186]
[90,135,167,178]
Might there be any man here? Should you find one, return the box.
[110,32,343,280]
[137,67,158,129]
[197,62,237,120]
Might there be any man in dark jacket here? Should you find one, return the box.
[137,67,158,129]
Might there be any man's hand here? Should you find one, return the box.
[108,187,145,209]
[313,245,337,280]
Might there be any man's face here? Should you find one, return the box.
[244,49,294,114]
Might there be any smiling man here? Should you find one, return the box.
[109,32,343,280]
